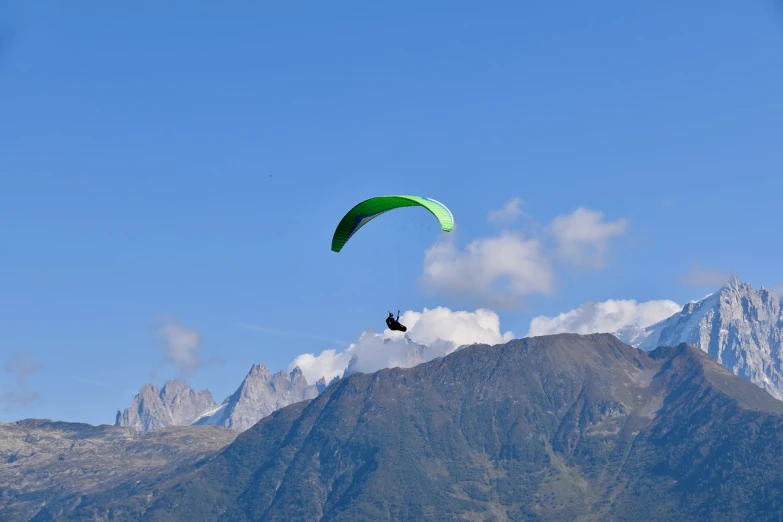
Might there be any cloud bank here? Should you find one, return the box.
[527,298,681,337]
[421,199,630,307]
[290,296,682,386]
[289,307,514,384]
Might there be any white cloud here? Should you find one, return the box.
[397,307,513,346]
[289,348,353,385]
[679,264,735,288]
[419,204,630,306]
[488,197,525,224]
[291,203,635,385]
[420,231,554,307]
[290,298,681,386]
[153,316,205,378]
[547,207,628,269]
[527,298,681,337]
[289,307,514,384]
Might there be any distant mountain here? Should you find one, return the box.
[0,419,236,522]
[59,334,783,521]
[194,364,324,432]
[616,276,783,400]
[116,364,327,433]
[115,379,218,431]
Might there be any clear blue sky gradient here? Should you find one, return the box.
[2,1,782,425]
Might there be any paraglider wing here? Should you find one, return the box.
[331,195,454,252]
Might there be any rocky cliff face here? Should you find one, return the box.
[619,276,783,400]
[116,364,324,434]
[114,379,218,431]
[196,364,321,432]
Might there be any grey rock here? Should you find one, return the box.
[116,363,325,434]
[196,364,321,432]
[115,379,218,431]
[619,276,783,399]
[0,419,236,522]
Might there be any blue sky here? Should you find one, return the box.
[2,1,782,426]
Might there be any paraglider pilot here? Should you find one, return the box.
[386,310,407,332]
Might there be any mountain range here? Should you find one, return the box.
[116,365,329,433]
[11,333,783,521]
[118,278,783,437]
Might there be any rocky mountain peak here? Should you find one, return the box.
[159,379,190,398]
[195,362,321,432]
[137,382,159,397]
[115,380,217,432]
[248,363,272,380]
[624,278,783,400]
[118,360,325,434]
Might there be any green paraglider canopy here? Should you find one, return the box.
[331,195,454,252]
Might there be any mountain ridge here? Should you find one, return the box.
[53,333,783,521]
[114,379,219,431]
[115,363,326,433]
[113,277,783,437]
